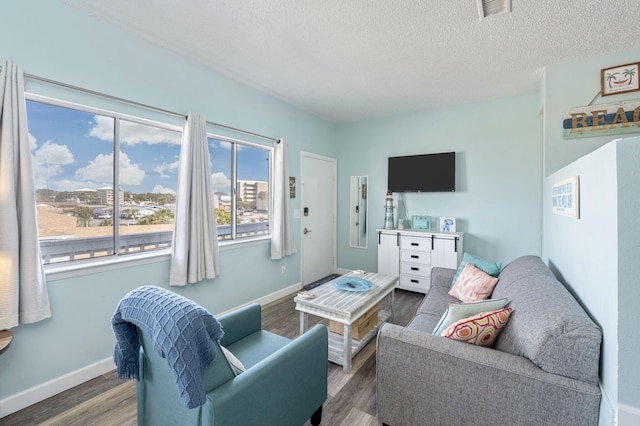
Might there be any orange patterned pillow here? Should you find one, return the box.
[441,308,513,347]
[448,262,499,302]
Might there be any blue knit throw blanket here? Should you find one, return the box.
[111,286,223,408]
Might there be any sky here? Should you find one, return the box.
[26,99,270,196]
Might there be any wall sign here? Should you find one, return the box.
[552,176,579,219]
[562,99,640,139]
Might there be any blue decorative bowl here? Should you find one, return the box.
[332,276,373,292]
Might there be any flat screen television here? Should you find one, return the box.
[387,152,455,192]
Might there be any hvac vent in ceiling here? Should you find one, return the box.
[477,0,511,19]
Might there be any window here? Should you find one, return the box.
[27,97,182,264]
[208,135,271,241]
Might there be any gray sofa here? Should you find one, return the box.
[377,255,602,426]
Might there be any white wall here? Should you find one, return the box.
[543,137,640,425]
[543,141,619,424]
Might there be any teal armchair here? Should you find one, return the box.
[136,303,328,426]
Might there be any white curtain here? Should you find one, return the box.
[0,60,51,329]
[271,138,296,260]
[169,112,219,286]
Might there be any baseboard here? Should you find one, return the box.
[618,403,640,426]
[0,282,304,418]
[0,357,115,418]
[216,281,303,316]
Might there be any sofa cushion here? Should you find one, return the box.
[449,263,499,302]
[432,298,509,336]
[492,256,602,384]
[441,307,513,347]
[451,252,502,286]
[416,284,459,316]
[406,313,442,333]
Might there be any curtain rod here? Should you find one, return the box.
[23,72,279,143]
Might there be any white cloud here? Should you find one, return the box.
[88,115,181,146]
[88,115,114,141]
[49,179,102,192]
[31,139,75,189]
[75,151,145,186]
[211,172,230,190]
[154,160,180,178]
[152,185,176,195]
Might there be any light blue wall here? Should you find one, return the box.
[0,1,336,402]
[336,93,543,272]
[616,139,640,414]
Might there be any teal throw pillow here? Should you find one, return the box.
[451,252,502,286]
[432,298,509,336]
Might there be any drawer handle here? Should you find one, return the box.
[411,279,419,283]
[411,242,419,246]
[411,255,419,259]
[411,267,419,271]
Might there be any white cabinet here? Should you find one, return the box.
[377,229,463,293]
[377,230,400,277]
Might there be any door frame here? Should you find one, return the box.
[300,151,337,285]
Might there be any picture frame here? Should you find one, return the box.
[601,62,640,96]
[551,176,579,219]
[411,215,431,230]
[439,217,456,232]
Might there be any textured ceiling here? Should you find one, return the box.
[63,0,640,123]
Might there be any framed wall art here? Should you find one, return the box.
[601,62,640,96]
[551,176,579,219]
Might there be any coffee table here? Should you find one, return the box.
[294,271,397,372]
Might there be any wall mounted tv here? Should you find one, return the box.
[387,152,456,192]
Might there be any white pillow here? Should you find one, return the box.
[432,298,509,336]
[220,345,246,375]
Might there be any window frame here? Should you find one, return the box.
[205,130,274,244]
[25,93,272,281]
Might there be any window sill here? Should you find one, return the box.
[44,236,271,281]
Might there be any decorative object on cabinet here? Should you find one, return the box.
[377,229,463,293]
[551,175,579,219]
[439,217,456,232]
[411,215,431,230]
[383,191,395,229]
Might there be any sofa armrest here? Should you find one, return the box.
[217,304,262,346]
[430,266,456,289]
[208,324,328,425]
[376,323,601,426]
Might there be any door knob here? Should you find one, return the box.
[304,227,312,235]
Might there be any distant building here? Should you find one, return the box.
[97,187,124,206]
[238,180,268,211]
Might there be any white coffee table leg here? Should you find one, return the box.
[343,323,352,372]
[299,311,308,336]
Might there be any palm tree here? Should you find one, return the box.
[622,68,636,85]
[606,72,619,89]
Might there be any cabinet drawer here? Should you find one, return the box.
[400,237,431,252]
[400,250,431,265]
[400,262,430,277]
[399,274,430,292]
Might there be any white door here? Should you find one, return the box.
[301,152,336,285]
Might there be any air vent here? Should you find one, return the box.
[477,0,511,19]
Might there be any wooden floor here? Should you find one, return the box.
[2,288,422,426]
